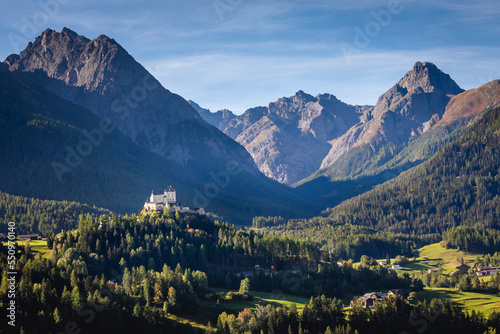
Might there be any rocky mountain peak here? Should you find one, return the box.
[269,91,317,119]
[188,100,236,129]
[373,61,463,118]
[196,90,365,184]
[317,93,339,102]
[294,90,315,100]
[399,61,463,95]
[319,62,464,172]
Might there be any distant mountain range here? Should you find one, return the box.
[1,28,312,223]
[190,93,370,185]
[193,62,500,209]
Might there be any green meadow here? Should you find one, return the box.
[417,288,500,316]
[370,242,478,276]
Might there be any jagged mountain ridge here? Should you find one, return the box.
[194,62,466,186]
[295,77,500,212]
[4,28,255,169]
[192,61,498,213]
[192,91,371,184]
[319,62,464,171]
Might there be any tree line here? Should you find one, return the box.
[216,295,500,334]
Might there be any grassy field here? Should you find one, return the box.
[210,289,309,312]
[417,287,500,316]
[165,313,209,331]
[2,239,51,257]
[368,243,478,276]
[29,240,51,257]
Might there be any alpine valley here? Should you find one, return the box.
[1,28,500,334]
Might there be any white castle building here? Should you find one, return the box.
[143,187,205,215]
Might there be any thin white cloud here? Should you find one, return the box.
[144,45,500,114]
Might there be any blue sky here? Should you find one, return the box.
[1,0,499,114]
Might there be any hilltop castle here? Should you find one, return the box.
[143,187,205,215]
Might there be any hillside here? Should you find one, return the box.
[324,105,500,235]
[0,66,312,224]
[0,210,427,333]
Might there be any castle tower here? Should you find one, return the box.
[165,186,176,203]
[150,190,155,203]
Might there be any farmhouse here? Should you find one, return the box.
[476,266,499,277]
[350,295,377,308]
[143,187,205,215]
[350,290,407,308]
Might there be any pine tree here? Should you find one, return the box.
[239,278,251,296]
[133,302,142,317]
[61,286,71,307]
[71,286,83,310]
[123,268,132,294]
[168,287,177,309]
[53,307,62,324]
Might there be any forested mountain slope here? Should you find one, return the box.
[0,190,111,235]
[325,105,500,234]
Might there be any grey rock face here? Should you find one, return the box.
[195,91,370,184]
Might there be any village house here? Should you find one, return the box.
[390,264,403,270]
[350,289,407,308]
[143,187,205,215]
[476,266,499,277]
[388,289,407,299]
[378,260,387,266]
